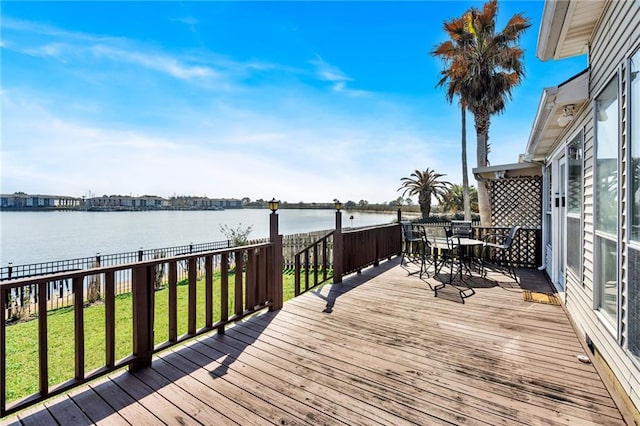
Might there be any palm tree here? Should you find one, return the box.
[398,169,451,220]
[432,0,530,225]
[432,15,472,222]
[441,184,478,213]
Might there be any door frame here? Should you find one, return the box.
[545,141,570,295]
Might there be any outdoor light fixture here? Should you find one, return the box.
[334,200,342,211]
[557,104,575,128]
[268,198,280,213]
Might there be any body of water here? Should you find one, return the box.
[0,209,398,265]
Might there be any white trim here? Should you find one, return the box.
[526,71,589,162]
[592,72,622,340]
[628,47,640,245]
[537,0,570,61]
[566,130,585,285]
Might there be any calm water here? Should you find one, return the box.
[0,209,397,265]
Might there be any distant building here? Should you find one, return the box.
[86,195,170,210]
[1,192,243,211]
[0,193,82,209]
[168,196,242,209]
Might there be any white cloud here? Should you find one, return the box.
[1,17,265,85]
[310,55,351,83]
[1,16,468,204]
[170,16,199,26]
[1,89,449,203]
[90,44,218,80]
[309,54,372,98]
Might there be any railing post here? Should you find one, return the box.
[269,211,283,311]
[1,287,6,416]
[130,265,154,372]
[333,209,343,283]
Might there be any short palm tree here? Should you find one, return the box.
[399,169,451,220]
[441,184,478,214]
[432,0,530,225]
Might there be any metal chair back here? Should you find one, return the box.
[451,220,472,238]
[503,225,521,249]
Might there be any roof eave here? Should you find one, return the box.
[537,0,571,61]
[525,69,589,161]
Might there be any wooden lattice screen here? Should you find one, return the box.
[488,176,542,228]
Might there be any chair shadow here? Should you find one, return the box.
[420,262,500,304]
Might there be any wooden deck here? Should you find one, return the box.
[2,258,628,425]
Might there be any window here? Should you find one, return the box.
[631,49,640,242]
[545,165,552,245]
[630,48,640,360]
[595,77,619,328]
[567,134,583,277]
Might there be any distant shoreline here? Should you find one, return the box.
[0,205,421,213]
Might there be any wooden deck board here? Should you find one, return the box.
[237,308,618,425]
[3,259,627,425]
[67,386,130,426]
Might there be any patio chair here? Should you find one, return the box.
[432,227,476,302]
[401,221,421,268]
[400,222,434,277]
[480,225,521,280]
[434,227,463,283]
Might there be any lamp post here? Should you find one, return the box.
[268,198,283,311]
[396,201,402,223]
[268,198,280,213]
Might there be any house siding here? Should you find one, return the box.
[559,0,640,413]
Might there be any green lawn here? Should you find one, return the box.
[4,270,308,403]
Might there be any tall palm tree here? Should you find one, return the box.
[433,0,530,225]
[432,14,472,222]
[398,169,451,220]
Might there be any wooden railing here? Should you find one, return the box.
[293,223,403,295]
[283,229,333,270]
[0,241,281,417]
[342,224,402,275]
[473,227,542,269]
[294,232,334,296]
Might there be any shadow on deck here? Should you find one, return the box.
[4,258,628,425]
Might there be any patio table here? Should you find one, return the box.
[431,237,484,281]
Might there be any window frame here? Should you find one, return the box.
[592,73,621,337]
[629,47,640,247]
[566,130,584,282]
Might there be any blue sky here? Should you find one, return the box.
[1,1,586,204]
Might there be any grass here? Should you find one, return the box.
[4,270,311,403]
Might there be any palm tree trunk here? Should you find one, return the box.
[461,104,471,221]
[475,112,491,226]
[419,190,432,220]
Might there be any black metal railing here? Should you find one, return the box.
[0,241,236,316]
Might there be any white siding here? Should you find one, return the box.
[561,0,640,413]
